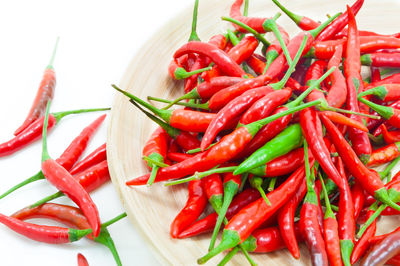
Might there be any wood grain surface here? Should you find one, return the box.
[108,0,400,265]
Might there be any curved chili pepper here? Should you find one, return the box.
[29,160,110,209]
[352,181,365,221]
[359,97,400,128]
[239,88,291,125]
[277,172,307,259]
[350,208,376,264]
[271,0,320,30]
[336,157,355,266]
[173,41,246,77]
[315,0,364,41]
[300,108,344,189]
[367,142,400,167]
[359,84,400,102]
[368,72,400,89]
[320,175,343,266]
[0,114,106,200]
[40,104,101,237]
[197,162,311,264]
[14,38,59,136]
[344,6,371,163]
[70,143,106,175]
[170,179,207,238]
[305,60,328,102]
[229,0,268,33]
[209,171,242,250]
[320,114,400,212]
[381,124,400,144]
[203,173,223,212]
[322,111,368,132]
[168,59,211,80]
[178,188,260,239]
[234,123,303,175]
[77,253,89,266]
[0,107,108,158]
[361,230,400,266]
[166,152,193,163]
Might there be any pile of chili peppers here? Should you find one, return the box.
[115,0,400,265]
[0,38,126,265]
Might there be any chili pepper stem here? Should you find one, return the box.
[165,166,236,186]
[250,177,271,205]
[101,213,127,228]
[146,166,160,187]
[380,156,400,180]
[340,239,354,266]
[358,86,387,100]
[209,181,239,250]
[243,0,249,16]
[160,90,200,110]
[95,228,122,266]
[319,104,381,119]
[187,143,216,154]
[309,13,341,39]
[268,177,277,191]
[357,204,386,238]
[198,230,241,264]
[0,171,45,200]
[189,0,200,42]
[217,247,239,266]
[271,0,302,25]
[142,156,170,168]
[46,37,60,69]
[262,50,279,75]
[174,66,212,80]
[148,97,209,110]
[263,16,293,65]
[29,191,64,209]
[52,107,111,122]
[374,187,400,213]
[42,102,52,162]
[358,97,392,120]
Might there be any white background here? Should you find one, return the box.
[0,0,187,265]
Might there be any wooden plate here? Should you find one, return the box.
[108,0,400,265]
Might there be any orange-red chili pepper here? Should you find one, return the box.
[367,142,400,167]
[170,179,207,238]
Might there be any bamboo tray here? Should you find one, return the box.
[107,0,400,265]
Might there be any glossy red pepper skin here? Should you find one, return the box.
[166,152,193,163]
[239,88,292,125]
[174,41,246,77]
[367,142,400,167]
[326,45,346,108]
[361,52,400,68]
[382,125,400,144]
[177,188,260,238]
[127,127,253,185]
[77,253,89,266]
[361,230,400,266]
[201,86,274,150]
[170,179,207,238]
[70,143,106,175]
[300,108,344,189]
[350,209,376,264]
[195,76,244,100]
[277,175,307,259]
[75,160,110,193]
[142,127,168,163]
[352,181,365,221]
[42,159,100,237]
[0,213,88,244]
[15,68,56,136]
[229,0,268,33]
[169,109,215,133]
[203,173,223,211]
[315,0,364,41]
[324,217,342,266]
[0,115,57,157]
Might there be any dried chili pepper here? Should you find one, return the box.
[0,114,106,199]
[178,188,260,239]
[0,107,108,157]
[40,103,101,236]
[14,38,59,136]
[70,143,106,175]
[170,179,207,238]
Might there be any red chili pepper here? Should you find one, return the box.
[203,173,223,211]
[359,84,400,103]
[381,124,400,144]
[168,58,211,80]
[177,188,260,239]
[174,41,246,77]
[166,152,193,163]
[170,179,207,238]
[271,0,320,30]
[359,97,400,129]
[229,0,268,33]
[0,107,108,158]
[322,111,368,132]
[197,162,311,264]
[239,88,292,125]
[14,38,59,136]
[0,213,91,244]
[320,114,400,212]
[320,176,343,266]
[263,22,290,72]
[315,0,364,41]
[77,253,89,266]
[344,6,371,163]
[352,181,365,221]
[361,52,400,68]
[350,208,377,264]
[300,108,344,189]
[326,45,346,108]
[367,142,400,167]
[277,172,306,259]
[40,104,101,237]
[70,143,106,175]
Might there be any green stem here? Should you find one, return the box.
[142,156,169,168]
[320,103,381,120]
[29,191,64,209]
[101,213,127,228]
[319,173,335,219]
[209,180,239,250]
[159,89,200,110]
[46,37,60,69]
[271,0,302,25]
[221,16,271,47]
[147,96,209,110]
[268,177,277,191]
[358,97,393,120]
[250,176,271,205]
[52,107,111,122]
[243,0,249,16]
[186,143,216,154]
[217,247,239,266]
[227,29,240,46]
[357,202,380,238]
[112,84,172,123]
[174,66,212,80]
[94,228,123,266]
[165,166,236,186]
[41,101,52,162]
[309,12,341,39]
[357,86,387,100]
[189,0,200,41]
[380,156,400,180]
[262,50,279,75]
[0,171,45,200]
[146,166,160,187]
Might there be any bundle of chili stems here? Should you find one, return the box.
[0,37,126,265]
[115,0,400,265]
